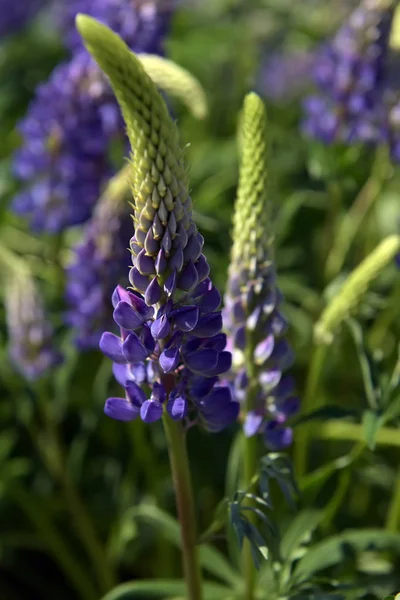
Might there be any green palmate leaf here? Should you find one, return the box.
[128,504,239,587]
[293,529,400,582]
[281,510,323,562]
[315,235,400,344]
[138,54,208,119]
[101,580,234,600]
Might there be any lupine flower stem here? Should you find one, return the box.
[243,342,259,600]
[162,414,203,600]
[325,145,392,281]
[294,343,328,479]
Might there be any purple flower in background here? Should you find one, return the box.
[13,52,119,232]
[65,168,132,349]
[303,0,395,145]
[0,0,44,37]
[259,50,316,102]
[224,93,299,450]
[12,0,174,232]
[60,0,174,56]
[6,277,62,381]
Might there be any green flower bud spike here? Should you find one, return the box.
[231,92,271,270]
[316,234,400,344]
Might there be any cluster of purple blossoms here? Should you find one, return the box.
[65,170,132,349]
[6,277,62,381]
[259,50,316,103]
[79,17,240,431]
[224,93,299,450]
[303,0,395,145]
[12,0,173,232]
[224,266,299,450]
[13,52,120,232]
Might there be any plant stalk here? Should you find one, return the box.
[162,415,203,600]
[294,343,328,479]
[385,467,400,532]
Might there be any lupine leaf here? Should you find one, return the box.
[346,318,380,410]
[281,510,323,562]
[293,529,400,582]
[101,580,234,600]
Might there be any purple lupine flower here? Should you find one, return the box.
[65,168,132,349]
[303,0,395,144]
[258,50,316,102]
[5,277,62,381]
[0,0,44,37]
[59,0,174,56]
[224,92,299,450]
[78,18,240,431]
[12,0,173,232]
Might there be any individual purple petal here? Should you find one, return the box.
[191,313,222,337]
[275,396,300,419]
[113,301,145,331]
[140,400,163,423]
[151,314,170,339]
[164,270,177,295]
[129,267,150,293]
[122,332,150,363]
[206,351,232,376]
[195,254,210,282]
[113,363,131,386]
[136,249,156,275]
[140,323,156,354]
[174,306,199,332]
[263,422,293,450]
[167,396,188,420]
[185,349,219,374]
[244,411,264,437]
[99,332,126,363]
[201,285,221,313]
[189,375,218,399]
[145,277,162,306]
[254,335,275,365]
[259,369,282,392]
[159,346,180,373]
[125,380,146,407]
[104,397,139,421]
[178,260,198,291]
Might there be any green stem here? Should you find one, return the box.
[242,342,260,600]
[294,344,328,479]
[243,433,258,600]
[35,391,116,594]
[316,420,400,447]
[386,467,400,532]
[324,147,391,281]
[162,415,203,600]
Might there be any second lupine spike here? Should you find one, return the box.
[225,92,299,450]
[76,15,239,430]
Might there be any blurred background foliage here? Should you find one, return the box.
[0,0,400,599]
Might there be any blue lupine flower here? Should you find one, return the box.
[303,0,394,144]
[6,277,63,381]
[13,52,119,232]
[77,16,239,430]
[13,0,173,232]
[65,169,132,348]
[224,93,299,450]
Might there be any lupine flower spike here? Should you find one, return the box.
[5,274,62,381]
[303,0,395,145]
[77,15,239,430]
[65,165,132,349]
[224,92,299,450]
